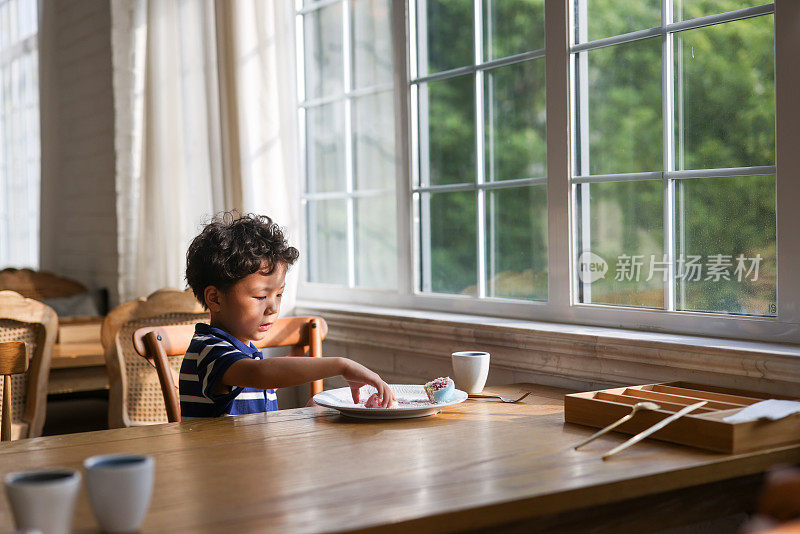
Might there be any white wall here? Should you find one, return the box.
[39,0,118,307]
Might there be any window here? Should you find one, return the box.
[297,0,398,290]
[295,1,797,343]
[412,0,548,300]
[0,0,39,268]
[572,1,775,317]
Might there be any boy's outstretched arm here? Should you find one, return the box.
[221,357,396,408]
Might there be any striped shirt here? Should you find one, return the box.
[179,323,279,418]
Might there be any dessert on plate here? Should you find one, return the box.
[424,377,455,403]
[363,392,398,409]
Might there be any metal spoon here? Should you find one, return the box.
[573,401,661,450]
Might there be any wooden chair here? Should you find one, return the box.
[0,342,28,441]
[0,291,58,440]
[0,268,88,301]
[132,317,328,422]
[101,288,208,428]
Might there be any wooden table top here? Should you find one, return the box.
[1,383,799,533]
[51,342,105,369]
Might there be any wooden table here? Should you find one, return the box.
[49,318,108,394]
[1,384,799,533]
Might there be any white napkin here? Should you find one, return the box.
[722,399,800,423]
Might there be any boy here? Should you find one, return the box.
[180,212,395,417]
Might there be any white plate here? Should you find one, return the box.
[313,384,468,420]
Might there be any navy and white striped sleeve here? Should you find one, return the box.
[188,336,249,402]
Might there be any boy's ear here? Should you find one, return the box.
[204,286,223,312]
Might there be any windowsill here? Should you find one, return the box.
[295,299,800,396]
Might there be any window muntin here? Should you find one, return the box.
[298,0,397,290]
[572,3,776,316]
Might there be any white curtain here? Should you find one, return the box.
[111,0,300,311]
[228,0,301,313]
[0,0,40,269]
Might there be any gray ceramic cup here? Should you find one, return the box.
[451,351,491,394]
[84,454,154,533]
[4,468,81,534]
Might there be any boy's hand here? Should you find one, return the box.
[341,359,395,408]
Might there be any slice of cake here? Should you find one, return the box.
[364,392,398,408]
[424,377,455,403]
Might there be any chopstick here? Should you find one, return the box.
[601,401,708,460]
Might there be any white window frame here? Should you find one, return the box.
[296,0,397,288]
[295,0,800,345]
[571,2,776,311]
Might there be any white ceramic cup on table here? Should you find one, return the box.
[4,468,81,534]
[451,351,491,394]
[84,454,154,533]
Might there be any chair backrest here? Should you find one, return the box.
[0,342,29,441]
[101,288,208,428]
[132,316,329,423]
[0,268,87,300]
[0,291,58,439]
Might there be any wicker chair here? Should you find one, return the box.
[131,317,328,422]
[101,288,208,428]
[0,268,88,301]
[0,291,58,439]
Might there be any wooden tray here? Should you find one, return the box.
[564,382,800,453]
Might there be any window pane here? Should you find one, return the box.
[423,190,477,295]
[353,90,395,191]
[486,186,547,300]
[674,0,767,22]
[421,75,475,186]
[483,0,544,60]
[307,199,348,285]
[0,0,39,269]
[355,195,396,289]
[352,0,393,89]
[675,175,775,315]
[575,0,660,44]
[577,181,664,308]
[303,4,343,100]
[675,15,774,170]
[484,59,546,182]
[417,0,473,75]
[306,102,345,193]
[579,37,662,175]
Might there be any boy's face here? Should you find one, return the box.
[206,261,287,346]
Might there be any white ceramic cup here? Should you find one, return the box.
[4,468,81,534]
[84,454,154,533]
[451,351,491,394]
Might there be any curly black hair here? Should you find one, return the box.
[186,212,299,308]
